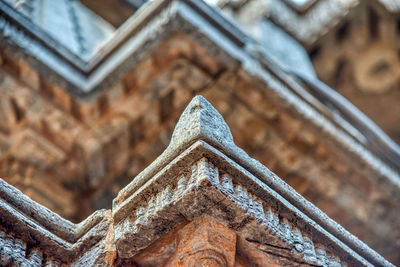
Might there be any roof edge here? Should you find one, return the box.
[113,95,394,266]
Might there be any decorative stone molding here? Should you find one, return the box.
[114,151,349,265]
[268,0,358,44]
[220,0,359,45]
[112,96,393,266]
[0,0,245,95]
[223,0,399,45]
[0,229,61,266]
[0,95,395,266]
[0,178,112,264]
[0,0,399,264]
[2,0,400,230]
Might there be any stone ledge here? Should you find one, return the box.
[0,95,394,266]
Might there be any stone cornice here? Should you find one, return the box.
[113,96,393,266]
[267,0,359,45]
[1,0,399,189]
[0,96,395,265]
[0,0,248,95]
[0,179,111,258]
[226,0,398,45]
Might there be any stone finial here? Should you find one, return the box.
[168,95,234,152]
[113,95,393,267]
[114,95,237,207]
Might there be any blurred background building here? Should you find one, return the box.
[0,0,399,264]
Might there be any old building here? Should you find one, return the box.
[220,0,400,143]
[0,96,394,266]
[0,0,398,265]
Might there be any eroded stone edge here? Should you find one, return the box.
[113,151,370,266]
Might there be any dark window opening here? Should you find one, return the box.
[368,7,380,39]
[396,19,400,35]
[309,45,321,60]
[10,98,24,123]
[336,21,350,42]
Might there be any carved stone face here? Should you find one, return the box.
[185,250,228,267]
[173,216,236,267]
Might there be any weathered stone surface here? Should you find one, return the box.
[307,8,400,151]
[0,44,398,264]
[0,178,112,265]
[0,0,399,264]
[0,95,395,266]
[112,96,392,266]
[167,216,237,267]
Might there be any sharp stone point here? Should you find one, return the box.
[168,95,234,151]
